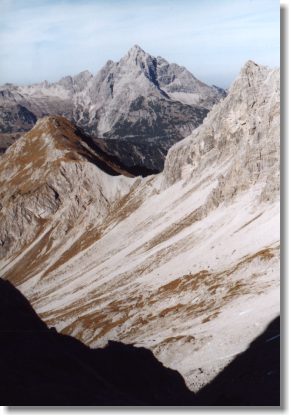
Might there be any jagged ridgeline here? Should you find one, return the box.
[0,60,279,396]
[0,45,225,171]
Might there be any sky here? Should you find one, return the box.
[0,0,280,88]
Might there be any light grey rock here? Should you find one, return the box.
[163,60,280,206]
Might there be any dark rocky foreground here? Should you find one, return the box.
[196,315,280,406]
[0,278,280,406]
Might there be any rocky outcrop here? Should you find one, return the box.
[0,46,225,171]
[0,61,279,394]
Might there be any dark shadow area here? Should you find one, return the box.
[73,124,159,178]
[0,278,280,406]
[195,317,280,406]
[0,279,195,406]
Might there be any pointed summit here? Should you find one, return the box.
[125,45,151,66]
[127,44,146,56]
[239,60,260,77]
[228,60,269,94]
[242,60,259,69]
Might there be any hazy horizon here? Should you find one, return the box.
[0,0,280,88]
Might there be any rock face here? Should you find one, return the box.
[163,61,279,191]
[0,61,279,394]
[0,46,225,171]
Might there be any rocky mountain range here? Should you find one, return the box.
[0,59,280,400]
[0,45,225,171]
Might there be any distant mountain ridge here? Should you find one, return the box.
[0,45,226,170]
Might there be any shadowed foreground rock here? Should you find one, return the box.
[0,278,280,406]
[0,278,195,406]
[195,316,280,406]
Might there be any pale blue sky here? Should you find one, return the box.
[0,0,280,88]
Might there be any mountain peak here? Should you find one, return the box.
[0,47,226,172]
[229,60,272,94]
[243,59,259,68]
[128,44,145,53]
[126,44,148,60]
[240,60,260,75]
